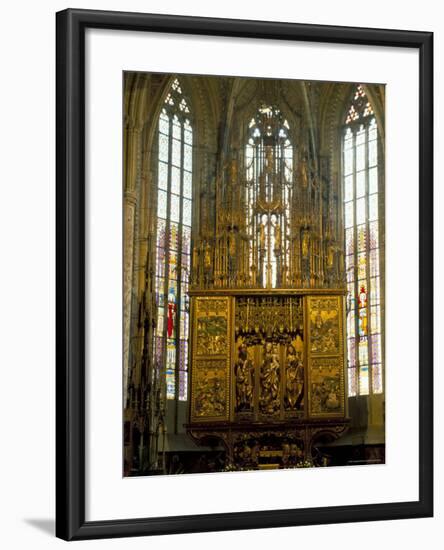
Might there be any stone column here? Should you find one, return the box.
[123,123,142,408]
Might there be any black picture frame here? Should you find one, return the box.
[56,8,433,541]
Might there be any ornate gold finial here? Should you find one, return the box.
[204,242,212,269]
[299,152,309,188]
[190,114,345,291]
[301,228,310,259]
[230,159,237,183]
[265,146,274,173]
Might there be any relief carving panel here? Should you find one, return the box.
[308,296,341,355]
[192,359,228,419]
[309,357,344,416]
[195,298,228,356]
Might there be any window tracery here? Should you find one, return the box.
[155,78,192,400]
[343,85,382,396]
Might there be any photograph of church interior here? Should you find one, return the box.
[123,72,385,476]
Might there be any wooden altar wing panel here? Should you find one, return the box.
[189,296,233,422]
[306,295,346,418]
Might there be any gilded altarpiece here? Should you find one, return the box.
[188,291,348,468]
[185,98,350,468]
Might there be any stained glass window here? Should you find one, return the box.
[154,79,192,401]
[343,85,383,397]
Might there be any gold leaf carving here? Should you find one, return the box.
[309,357,343,415]
[309,297,340,354]
[192,359,227,418]
[195,297,228,356]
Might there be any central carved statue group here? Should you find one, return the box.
[234,340,305,417]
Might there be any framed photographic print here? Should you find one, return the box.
[56,8,433,541]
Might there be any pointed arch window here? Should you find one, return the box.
[343,85,382,397]
[154,78,193,401]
